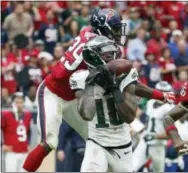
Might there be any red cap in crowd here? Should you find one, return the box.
[30,49,39,57]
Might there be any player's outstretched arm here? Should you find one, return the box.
[112,84,137,124]
[163,105,188,154]
[135,82,175,103]
[75,85,96,121]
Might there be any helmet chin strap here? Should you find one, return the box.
[97,29,102,36]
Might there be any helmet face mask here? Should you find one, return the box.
[110,21,128,46]
[83,36,121,68]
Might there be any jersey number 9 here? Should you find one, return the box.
[17,125,27,142]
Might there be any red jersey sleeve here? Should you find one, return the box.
[51,27,95,80]
[51,61,72,80]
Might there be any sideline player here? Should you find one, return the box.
[163,82,188,154]
[69,36,138,172]
[133,81,174,172]
[23,9,175,172]
[1,92,32,172]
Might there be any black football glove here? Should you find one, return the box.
[86,65,106,86]
[86,65,118,92]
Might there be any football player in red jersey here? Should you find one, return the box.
[163,82,188,155]
[1,92,32,172]
[23,9,175,172]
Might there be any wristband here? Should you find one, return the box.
[165,125,177,135]
[151,89,164,100]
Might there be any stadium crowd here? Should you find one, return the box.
[1,1,188,172]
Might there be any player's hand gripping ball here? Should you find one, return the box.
[107,59,133,76]
[86,59,133,91]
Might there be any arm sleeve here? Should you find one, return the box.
[51,61,72,80]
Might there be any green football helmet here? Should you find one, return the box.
[82,35,121,68]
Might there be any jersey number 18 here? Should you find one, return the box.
[17,125,27,142]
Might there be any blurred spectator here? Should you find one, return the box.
[45,2,63,13]
[1,92,32,172]
[56,121,85,172]
[127,28,147,61]
[6,42,30,72]
[59,25,73,50]
[23,2,41,23]
[74,4,90,31]
[2,47,17,95]
[59,2,74,28]
[144,51,161,88]
[128,7,142,34]
[53,45,64,63]
[140,19,150,34]
[33,2,49,31]
[2,88,11,108]
[3,3,34,41]
[69,20,79,38]
[38,51,53,79]
[24,85,37,111]
[144,5,155,32]
[16,50,42,95]
[147,29,167,59]
[159,47,176,83]
[168,30,183,58]
[166,2,184,29]
[38,9,58,54]
[174,39,188,69]
[33,39,45,52]
[167,20,179,41]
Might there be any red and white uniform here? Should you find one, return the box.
[1,110,32,172]
[176,82,188,111]
[36,27,96,149]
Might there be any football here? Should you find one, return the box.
[107,59,133,76]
